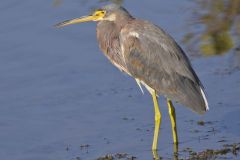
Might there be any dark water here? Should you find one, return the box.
[0,0,240,159]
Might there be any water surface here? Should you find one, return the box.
[0,0,240,159]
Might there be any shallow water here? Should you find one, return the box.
[0,1,240,160]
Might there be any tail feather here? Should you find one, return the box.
[161,77,209,115]
[200,87,209,111]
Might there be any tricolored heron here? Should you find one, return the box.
[55,4,209,151]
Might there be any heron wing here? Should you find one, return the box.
[120,20,207,114]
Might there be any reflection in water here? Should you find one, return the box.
[173,143,179,160]
[152,143,179,160]
[53,0,62,7]
[233,47,240,69]
[152,150,159,160]
[182,0,240,56]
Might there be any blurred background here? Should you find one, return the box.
[0,0,239,159]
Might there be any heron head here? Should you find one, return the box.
[55,4,131,28]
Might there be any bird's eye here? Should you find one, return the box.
[94,10,106,17]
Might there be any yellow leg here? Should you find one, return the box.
[167,99,178,145]
[152,149,160,160]
[173,143,179,160]
[152,90,161,151]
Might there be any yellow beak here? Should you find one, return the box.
[55,15,98,28]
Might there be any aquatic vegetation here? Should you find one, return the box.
[96,153,136,160]
[182,143,240,160]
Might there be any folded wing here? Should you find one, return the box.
[120,20,208,114]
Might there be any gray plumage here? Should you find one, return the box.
[55,3,209,150]
[96,4,208,114]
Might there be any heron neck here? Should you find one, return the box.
[114,15,134,31]
[98,15,134,32]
